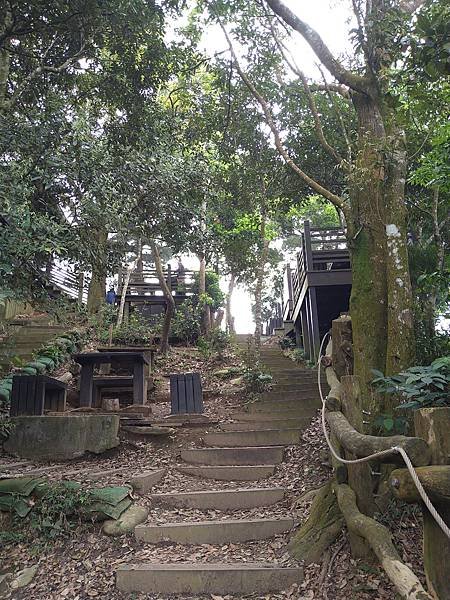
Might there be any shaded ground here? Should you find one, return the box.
[0,345,424,599]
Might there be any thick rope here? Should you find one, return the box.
[317,332,450,540]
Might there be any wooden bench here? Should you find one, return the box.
[170,373,203,414]
[10,375,67,416]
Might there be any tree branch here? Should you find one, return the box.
[268,19,348,170]
[219,22,347,214]
[265,0,370,94]
[309,83,351,99]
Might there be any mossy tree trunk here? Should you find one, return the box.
[348,94,415,418]
[226,272,236,334]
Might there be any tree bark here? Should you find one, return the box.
[325,410,431,466]
[288,481,344,564]
[87,226,108,314]
[389,466,450,504]
[151,241,175,356]
[226,273,236,334]
[116,262,135,327]
[335,483,432,600]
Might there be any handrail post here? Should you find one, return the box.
[304,220,313,271]
[167,264,172,291]
[77,272,85,306]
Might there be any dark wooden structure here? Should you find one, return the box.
[170,373,203,414]
[115,267,197,322]
[73,351,150,407]
[282,221,352,361]
[10,375,67,416]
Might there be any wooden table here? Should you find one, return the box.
[73,352,150,408]
[97,346,157,371]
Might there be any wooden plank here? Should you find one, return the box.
[178,375,187,413]
[10,376,20,417]
[185,373,195,413]
[27,376,37,415]
[79,363,94,407]
[170,375,178,415]
[35,376,46,415]
[193,373,203,413]
[133,361,145,405]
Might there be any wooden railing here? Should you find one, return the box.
[46,265,90,305]
[118,268,197,297]
[284,221,350,316]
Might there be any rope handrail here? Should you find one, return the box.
[317,332,450,540]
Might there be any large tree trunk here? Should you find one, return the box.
[226,273,236,334]
[87,226,108,314]
[151,241,175,356]
[348,94,415,418]
[198,251,211,335]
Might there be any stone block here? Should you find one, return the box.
[129,469,166,494]
[4,415,119,461]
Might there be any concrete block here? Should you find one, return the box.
[129,469,166,494]
[116,563,303,595]
[4,415,119,461]
[181,446,284,466]
[151,487,285,510]
[135,517,294,544]
[177,465,275,481]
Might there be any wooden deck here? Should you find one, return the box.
[282,221,352,360]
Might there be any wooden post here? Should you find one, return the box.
[307,287,320,360]
[77,272,85,306]
[331,315,353,378]
[341,375,376,559]
[303,220,313,270]
[300,304,310,359]
[390,465,450,600]
[167,264,172,292]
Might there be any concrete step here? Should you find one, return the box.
[135,517,294,544]
[116,563,303,595]
[151,487,285,510]
[177,465,276,481]
[271,383,319,392]
[181,446,284,466]
[221,418,310,431]
[261,391,320,402]
[203,429,301,447]
[247,399,320,412]
[231,411,316,422]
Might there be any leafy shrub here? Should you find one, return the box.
[289,348,305,363]
[372,413,408,436]
[171,299,201,344]
[279,336,295,350]
[371,357,450,410]
[243,368,273,393]
[197,329,230,360]
[108,313,153,346]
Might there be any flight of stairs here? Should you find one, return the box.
[116,342,326,596]
[0,316,66,373]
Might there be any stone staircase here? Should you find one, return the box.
[116,342,326,596]
[0,316,66,373]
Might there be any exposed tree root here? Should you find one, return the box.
[334,483,432,600]
[288,481,344,564]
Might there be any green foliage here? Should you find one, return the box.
[193,271,225,311]
[171,299,202,344]
[279,336,295,350]
[243,368,273,393]
[289,348,306,364]
[372,413,408,436]
[23,484,93,543]
[371,358,450,410]
[197,328,230,360]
